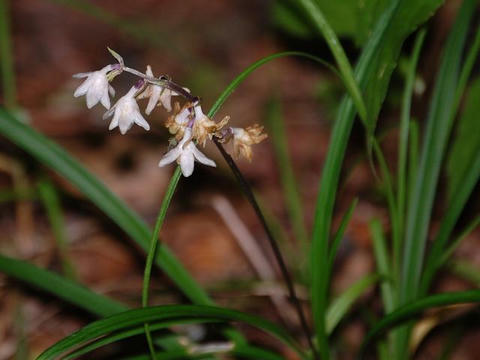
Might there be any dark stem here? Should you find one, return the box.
[213,137,317,359]
[164,78,199,103]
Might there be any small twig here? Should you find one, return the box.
[213,138,317,359]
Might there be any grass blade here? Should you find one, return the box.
[369,219,395,313]
[37,178,77,280]
[297,0,367,124]
[265,96,309,252]
[400,0,476,304]
[309,0,442,356]
[326,273,378,335]
[142,167,182,360]
[36,305,306,360]
[359,289,480,358]
[397,29,426,245]
[0,254,128,316]
[0,108,212,305]
[327,198,358,278]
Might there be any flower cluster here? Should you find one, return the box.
[73,48,267,177]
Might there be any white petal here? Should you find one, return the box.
[145,86,161,115]
[108,116,118,131]
[103,106,115,120]
[159,148,181,167]
[72,72,92,79]
[119,117,134,135]
[145,65,154,77]
[134,113,150,131]
[108,85,115,97]
[73,79,91,97]
[109,108,121,130]
[179,151,195,177]
[100,90,111,109]
[191,144,216,167]
[160,90,172,112]
[86,88,99,108]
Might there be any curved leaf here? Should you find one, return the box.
[359,290,480,359]
[36,305,305,360]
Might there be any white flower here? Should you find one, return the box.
[158,128,216,177]
[103,85,150,135]
[138,66,188,114]
[73,65,115,109]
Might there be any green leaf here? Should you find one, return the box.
[326,273,378,334]
[0,108,212,306]
[359,290,480,358]
[265,96,309,251]
[142,167,182,360]
[36,305,306,360]
[37,178,77,280]
[297,0,368,124]
[327,198,358,278]
[447,77,480,201]
[272,0,389,46]
[370,219,395,313]
[400,0,476,304]
[309,0,443,357]
[0,254,128,317]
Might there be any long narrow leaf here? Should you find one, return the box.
[326,273,378,334]
[0,108,212,306]
[359,290,480,358]
[36,305,305,360]
[400,0,476,304]
[309,0,443,355]
[0,254,128,316]
[296,0,367,124]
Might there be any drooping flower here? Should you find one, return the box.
[165,102,193,140]
[192,103,229,147]
[231,124,268,161]
[158,128,216,177]
[73,65,116,109]
[138,66,188,114]
[103,83,150,135]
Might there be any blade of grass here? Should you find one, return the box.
[122,343,285,360]
[0,109,213,306]
[143,167,182,360]
[36,305,306,360]
[359,289,480,359]
[400,0,476,304]
[64,319,220,360]
[397,28,426,247]
[396,3,476,357]
[296,0,367,125]
[439,215,480,267]
[0,254,128,316]
[326,273,378,335]
[327,198,358,278]
[308,0,442,356]
[265,96,309,253]
[407,119,419,213]
[446,27,480,201]
[369,219,395,313]
[0,0,16,109]
[448,260,480,286]
[372,140,399,278]
[37,178,77,281]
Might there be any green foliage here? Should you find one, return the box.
[36,305,306,360]
[447,77,480,201]
[309,0,443,357]
[272,0,389,46]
